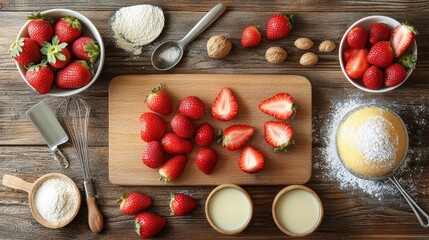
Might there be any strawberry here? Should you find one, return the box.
[194,148,218,174]
[390,23,418,58]
[139,112,167,142]
[161,133,193,155]
[220,125,254,151]
[211,87,238,121]
[55,15,82,43]
[56,60,91,88]
[343,47,359,63]
[134,212,166,238]
[8,37,41,66]
[259,93,297,120]
[345,49,370,79]
[72,36,100,63]
[195,123,215,147]
[238,146,265,173]
[369,23,390,44]
[27,12,54,47]
[367,41,394,68]
[159,155,188,182]
[118,191,152,215]
[384,63,407,87]
[241,26,262,48]
[363,66,384,90]
[170,114,196,139]
[142,141,164,169]
[145,84,172,116]
[25,61,54,94]
[346,27,368,49]
[266,13,293,40]
[264,121,294,152]
[179,96,205,120]
[169,193,196,216]
[41,36,71,69]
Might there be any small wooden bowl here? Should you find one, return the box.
[2,173,81,228]
[272,185,323,237]
[205,184,253,235]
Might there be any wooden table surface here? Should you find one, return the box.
[1,1,428,239]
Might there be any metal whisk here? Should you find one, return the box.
[57,97,104,233]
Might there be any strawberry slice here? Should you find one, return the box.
[264,121,294,152]
[219,125,254,151]
[390,23,418,58]
[259,93,297,120]
[343,47,359,63]
[211,87,238,121]
[239,146,265,173]
[345,49,370,79]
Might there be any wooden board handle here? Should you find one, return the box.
[2,174,33,193]
[86,197,104,233]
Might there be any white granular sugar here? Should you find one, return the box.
[111,4,165,55]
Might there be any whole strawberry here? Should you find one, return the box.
[55,15,82,43]
[169,193,196,216]
[369,23,390,44]
[170,114,196,139]
[266,13,293,40]
[41,36,71,69]
[25,60,54,94]
[367,41,394,68]
[385,63,407,87]
[346,27,368,49]
[195,123,215,147]
[145,84,172,116]
[159,155,188,182]
[194,148,218,174]
[179,96,205,120]
[56,60,91,88]
[9,37,41,66]
[139,112,167,142]
[118,191,152,215]
[363,66,384,90]
[142,141,164,169]
[27,12,54,47]
[161,133,193,155]
[134,212,166,238]
[241,26,262,48]
[72,36,100,63]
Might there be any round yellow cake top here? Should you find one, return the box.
[336,106,408,178]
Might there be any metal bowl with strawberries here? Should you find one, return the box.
[9,9,104,96]
[339,15,417,93]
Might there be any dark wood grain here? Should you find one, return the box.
[0,0,429,239]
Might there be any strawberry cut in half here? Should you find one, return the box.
[259,93,297,120]
[390,22,418,58]
[219,124,254,151]
[264,121,294,152]
[211,87,238,121]
[345,48,370,79]
[239,146,265,174]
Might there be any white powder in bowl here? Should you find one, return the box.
[34,178,79,222]
[110,4,165,55]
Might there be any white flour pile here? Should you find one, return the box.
[314,92,427,200]
[110,5,165,55]
[34,178,79,222]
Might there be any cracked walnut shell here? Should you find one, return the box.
[207,35,232,59]
[265,47,288,64]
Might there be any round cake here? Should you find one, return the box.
[336,106,408,178]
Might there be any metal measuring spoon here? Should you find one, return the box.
[151,3,226,70]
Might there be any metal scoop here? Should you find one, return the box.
[336,105,429,228]
[151,3,226,70]
[27,101,69,169]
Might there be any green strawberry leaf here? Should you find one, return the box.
[84,41,100,63]
[56,52,66,61]
[65,15,82,30]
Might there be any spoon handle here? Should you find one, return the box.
[2,174,33,194]
[179,3,226,48]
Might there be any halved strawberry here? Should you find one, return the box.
[211,87,238,121]
[345,49,370,79]
[343,48,359,63]
[390,23,418,58]
[238,146,265,173]
[219,125,254,151]
[264,121,294,151]
[259,93,296,120]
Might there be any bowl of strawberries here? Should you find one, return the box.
[339,15,417,92]
[9,9,104,96]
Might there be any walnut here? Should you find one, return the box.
[207,35,232,59]
[265,47,288,64]
[319,40,336,53]
[300,52,318,66]
[294,38,314,50]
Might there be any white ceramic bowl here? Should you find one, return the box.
[339,15,417,93]
[16,9,105,96]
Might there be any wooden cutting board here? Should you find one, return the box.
[109,74,312,186]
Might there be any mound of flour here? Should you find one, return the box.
[110,5,165,55]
